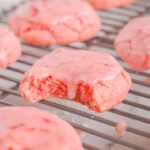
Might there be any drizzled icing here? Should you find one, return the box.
[25,49,121,100]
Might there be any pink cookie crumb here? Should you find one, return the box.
[145,78,150,83]
[115,120,127,137]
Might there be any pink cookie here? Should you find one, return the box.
[87,0,134,9]
[0,106,82,150]
[0,26,21,68]
[9,0,100,47]
[20,49,131,112]
[115,17,150,71]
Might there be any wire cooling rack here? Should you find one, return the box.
[0,0,150,149]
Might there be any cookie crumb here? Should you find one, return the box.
[116,120,127,137]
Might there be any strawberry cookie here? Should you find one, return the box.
[115,17,150,71]
[20,49,131,112]
[87,0,134,9]
[9,0,100,47]
[0,106,82,150]
[0,26,21,68]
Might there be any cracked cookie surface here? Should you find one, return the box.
[0,106,82,150]
[9,0,100,47]
[20,48,131,112]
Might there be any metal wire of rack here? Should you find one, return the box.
[0,0,150,150]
